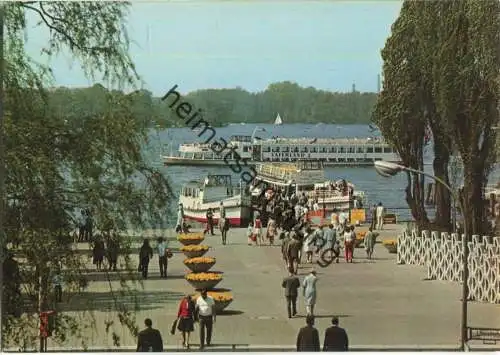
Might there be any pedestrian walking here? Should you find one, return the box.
[157,237,169,278]
[176,295,195,349]
[205,208,215,235]
[287,236,301,274]
[220,217,229,245]
[323,316,349,351]
[343,226,355,263]
[376,202,385,230]
[218,202,226,231]
[195,289,216,349]
[92,236,105,271]
[139,239,153,279]
[282,271,300,318]
[106,232,119,271]
[136,318,164,352]
[302,269,318,317]
[370,204,377,230]
[303,229,315,264]
[296,315,320,352]
[52,269,63,303]
[247,222,255,246]
[176,203,184,233]
[364,227,377,260]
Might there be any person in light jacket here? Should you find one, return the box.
[302,269,318,317]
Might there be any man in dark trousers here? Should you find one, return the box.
[296,315,320,352]
[282,271,300,318]
[323,316,349,351]
[136,318,163,352]
[195,288,216,349]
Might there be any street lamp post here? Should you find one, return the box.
[373,161,469,351]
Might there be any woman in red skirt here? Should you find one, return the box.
[176,295,195,348]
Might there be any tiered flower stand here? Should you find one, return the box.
[178,232,233,313]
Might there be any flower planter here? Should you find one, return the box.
[184,257,216,273]
[185,271,223,290]
[383,240,397,254]
[181,245,210,259]
[192,288,233,314]
[178,233,205,246]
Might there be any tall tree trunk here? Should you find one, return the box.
[405,170,430,227]
[463,164,487,237]
[432,141,451,230]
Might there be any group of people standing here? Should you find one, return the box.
[91,231,120,272]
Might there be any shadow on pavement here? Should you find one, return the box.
[81,271,186,282]
[55,289,185,312]
[218,310,244,316]
[295,314,351,319]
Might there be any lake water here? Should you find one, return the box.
[145,123,500,225]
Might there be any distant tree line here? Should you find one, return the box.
[47,81,378,128]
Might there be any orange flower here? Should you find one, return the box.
[192,290,233,302]
[185,272,222,281]
[184,257,216,265]
[180,245,209,252]
[178,232,204,241]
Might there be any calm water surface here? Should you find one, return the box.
[145,124,500,225]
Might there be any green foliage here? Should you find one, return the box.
[185,81,378,126]
[428,0,499,235]
[47,82,378,128]
[371,1,429,226]
[373,0,499,234]
[44,82,379,128]
[1,1,172,350]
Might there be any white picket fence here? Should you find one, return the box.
[397,229,500,304]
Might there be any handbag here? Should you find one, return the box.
[165,249,173,258]
[170,318,178,335]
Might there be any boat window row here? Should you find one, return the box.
[263,146,393,154]
[182,187,200,198]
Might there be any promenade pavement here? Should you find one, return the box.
[27,224,500,351]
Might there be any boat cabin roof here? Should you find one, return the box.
[260,137,386,145]
[183,175,233,190]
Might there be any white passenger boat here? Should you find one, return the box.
[162,130,400,167]
[250,161,365,214]
[178,175,252,227]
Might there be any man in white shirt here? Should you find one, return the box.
[157,237,169,278]
[195,289,216,349]
[376,202,385,230]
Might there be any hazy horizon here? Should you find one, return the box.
[24,1,403,96]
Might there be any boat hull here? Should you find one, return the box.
[183,205,251,227]
[164,156,256,167]
[164,156,398,167]
[179,194,252,227]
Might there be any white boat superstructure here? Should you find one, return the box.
[162,134,401,166]
[250,161,365,213]
[179,174,252,227]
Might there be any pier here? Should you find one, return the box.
[11,224,500,351]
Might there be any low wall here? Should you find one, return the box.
[397,229,499,304]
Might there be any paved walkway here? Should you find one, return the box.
[34,225,499,350]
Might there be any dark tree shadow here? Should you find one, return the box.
[81,271,185,282]
[56,290,185,312]
[296,314,351,319]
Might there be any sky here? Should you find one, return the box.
[24,1,403,96]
